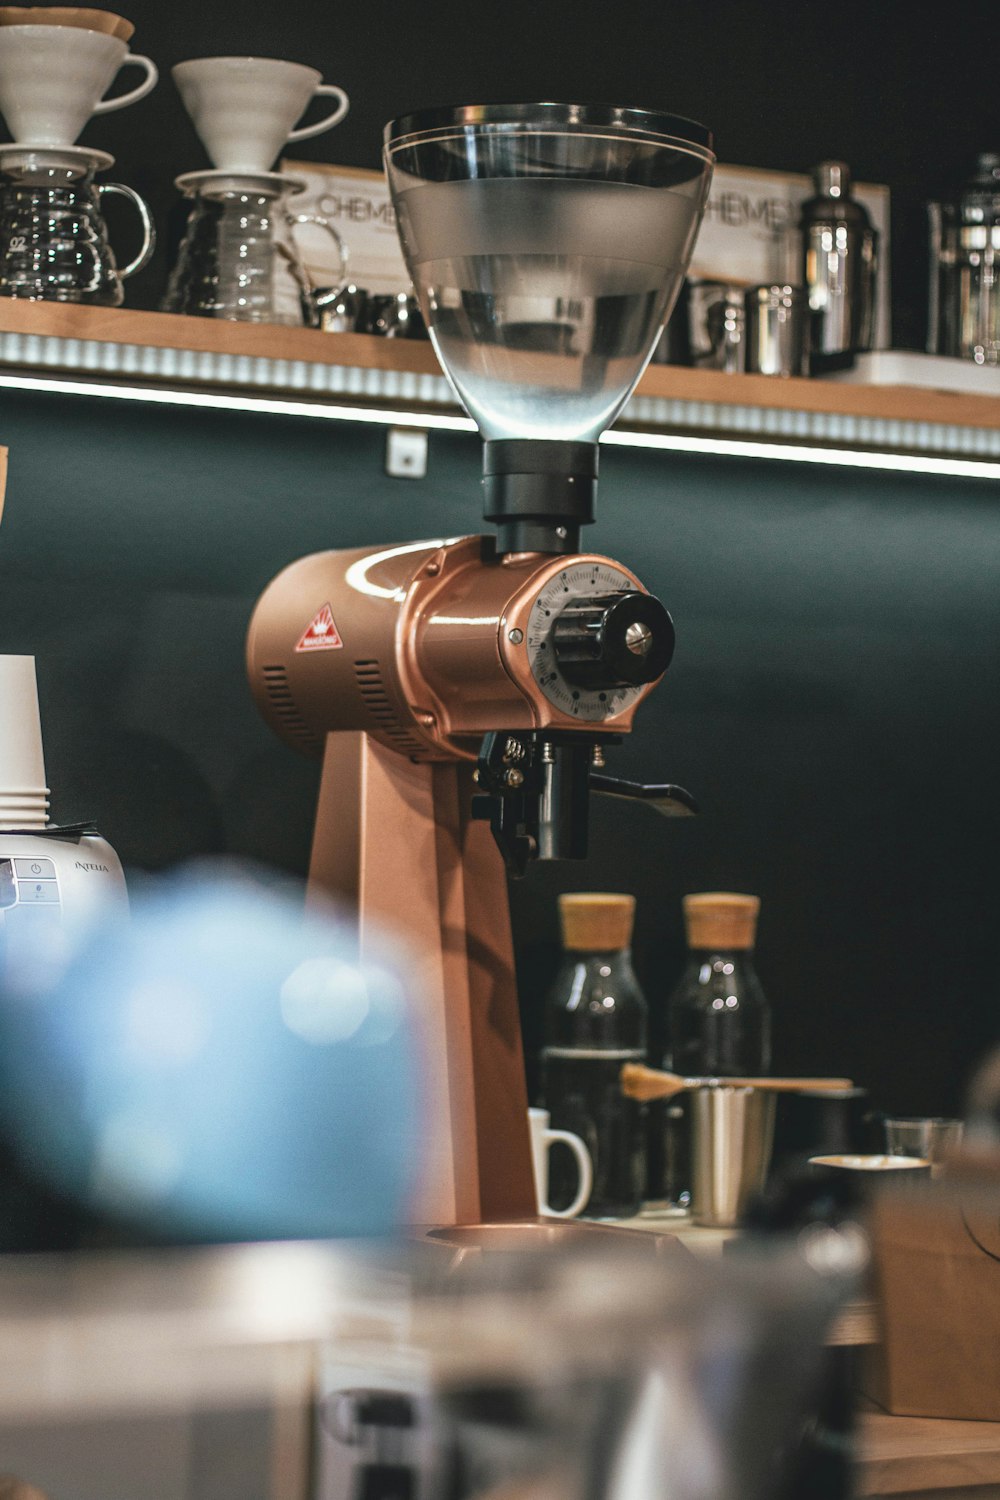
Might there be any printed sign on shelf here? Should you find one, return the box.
[284,158,892,347]
[283,160,407,296]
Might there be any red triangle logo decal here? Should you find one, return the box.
[295,603,343,652]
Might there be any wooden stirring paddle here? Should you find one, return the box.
[621,1062,854,1102]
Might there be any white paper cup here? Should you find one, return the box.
[0,656,47,809]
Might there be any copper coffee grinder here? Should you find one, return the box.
[248,104,715,1228]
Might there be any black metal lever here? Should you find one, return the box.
[473,731,699,877]
[590,775,699,817]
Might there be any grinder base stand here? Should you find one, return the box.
[308,730,535,1226]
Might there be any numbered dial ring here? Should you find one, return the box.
[525,562,671,721]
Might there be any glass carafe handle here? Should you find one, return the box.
[288,213,348,292]
[97,183,156,281]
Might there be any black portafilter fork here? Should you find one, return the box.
[473,730,697,878]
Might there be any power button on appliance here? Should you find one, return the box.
[14,857,55,879]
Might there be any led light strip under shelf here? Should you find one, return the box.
[1,340,1000,482]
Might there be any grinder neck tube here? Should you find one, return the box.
[483,439,597,555]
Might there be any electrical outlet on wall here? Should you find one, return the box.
[385,427,428,480]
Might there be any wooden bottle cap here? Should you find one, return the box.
[559,892,636,952]
[683,891,760,950]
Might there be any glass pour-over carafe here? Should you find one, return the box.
[162,171,345,327]
[0,146,155,304]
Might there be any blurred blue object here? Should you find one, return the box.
[0,863,421,1242]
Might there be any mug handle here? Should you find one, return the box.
[543,1128,593,1219]
[286,84,350,142]
[93,54,159,115]
[97,183,156,280]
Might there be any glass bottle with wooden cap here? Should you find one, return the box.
[662,892,772,1206]
[540,892,648,1219]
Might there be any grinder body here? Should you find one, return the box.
[247,535,667,764]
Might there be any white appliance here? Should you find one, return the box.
[0,655,127,956]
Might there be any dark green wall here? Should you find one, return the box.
[1,387,997,1119]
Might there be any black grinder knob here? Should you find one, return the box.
[552,591,675,689]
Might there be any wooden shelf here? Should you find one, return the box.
[1,300,999,462]
[638,360,1000,433]
[0,299,441,376]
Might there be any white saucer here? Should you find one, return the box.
[175,168,307,199]
[0,142,114,172]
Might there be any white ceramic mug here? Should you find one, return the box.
[0,26,157,146]
[172,57,350,174]
[528,1107,593,1219]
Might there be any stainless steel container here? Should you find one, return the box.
[686,278,746,371]
[928,153,1000,366]
[690,1083,776,1227]
[744,284,809,376]
[799,160,878,357]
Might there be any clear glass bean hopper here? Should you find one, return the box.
[384,104,714,550]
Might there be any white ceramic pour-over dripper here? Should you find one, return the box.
[172,56,349,174]
[0,656,50,828]
[0,24,157,146]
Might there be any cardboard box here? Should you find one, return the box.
[863,1163,1000,1421]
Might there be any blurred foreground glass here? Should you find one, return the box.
[0,1230,861,1500]
[0,862,420,1245]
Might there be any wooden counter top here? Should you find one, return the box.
[859,1410,1000,1497]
